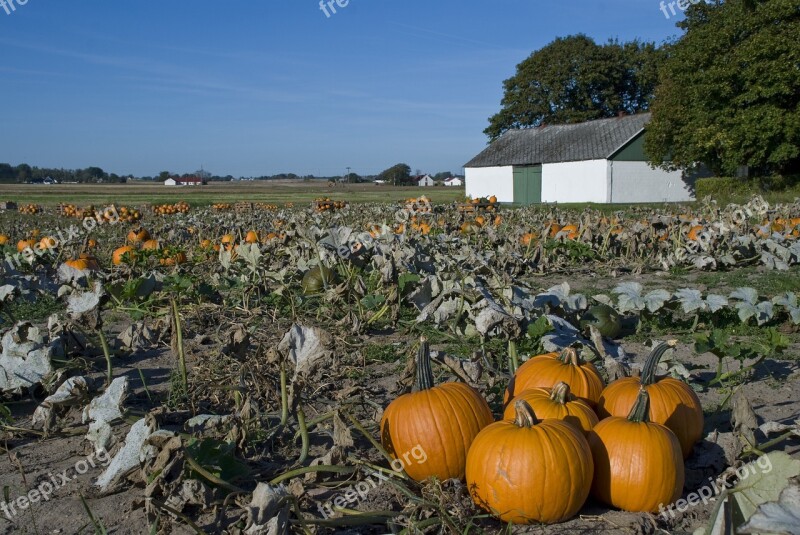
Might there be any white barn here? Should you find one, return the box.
[444,177,464,187]
[464,113,697,204]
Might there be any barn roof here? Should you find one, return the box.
[464,113,650,168]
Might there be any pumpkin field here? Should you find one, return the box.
[1,193,799,534]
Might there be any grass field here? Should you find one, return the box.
[0,181,467,207]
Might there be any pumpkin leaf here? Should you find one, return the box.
[526,315,553,340]
[611,282,645,313]
[675,288,706,313]
[705,294,729,313]
[729,452,800,529]
[738,484,800,535]
[644,288,672,312]
[730,287,759,305]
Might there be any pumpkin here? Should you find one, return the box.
[65,254,100,272]
[505,347,604,407]
[520,232,537,246]
[245,231,259,244]
[588,388,684,512]
[36,236,58,250]
[87,239,98,249]
[301,265,335,294]
[466,399,593,524]
[687,225,703,241]
[160,251,187,266]
[0,234,8,245]
[17,239,36,252]
[141,239,161,251]
[579,304,622,338]
[380,337,493,482]
[112,245,135,266]
[503,382,598,436]
[127,228,150,244]
[560,224,579,240]
[597,341,703,458]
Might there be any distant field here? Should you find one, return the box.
[0,181,466,206]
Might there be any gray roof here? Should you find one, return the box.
[465,113,650,168]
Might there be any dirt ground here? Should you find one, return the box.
[2,269,799,534]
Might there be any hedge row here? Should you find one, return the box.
[695,175,800,199]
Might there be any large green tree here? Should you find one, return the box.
[378,163,412,186]
[645,0,800,175]
[485,35,663,140]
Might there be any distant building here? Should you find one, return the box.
[416,174,435,187]
[464,113,698,204]
[165,176,204,186]
[444,177,464,187]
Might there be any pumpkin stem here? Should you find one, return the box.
[557,347,581,366]
[627,387,651,423]
[514,400,540,428]
[414,336,435,391]
[550,381,571,405]
[641,340,678,385]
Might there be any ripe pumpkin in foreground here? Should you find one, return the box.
[597,341,703,458]
[503,382,598,436]
[380,337,493,482]
[505,347,604,407]
[589,388,684,513]
[466,400,593,524]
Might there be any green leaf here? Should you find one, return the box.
[360,294,386,310]
[398,273,420,294]
[527,315,553,340]
[185,438,250,484]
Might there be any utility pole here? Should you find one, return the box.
[346,167,351,183]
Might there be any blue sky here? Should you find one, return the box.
[0,1,686,177]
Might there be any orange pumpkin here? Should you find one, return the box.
[588,388,684,512]
[112,245,135,266]
[127,228,151,244]
[36,236,58,250]
[160,251,187,266]
[687,225,703,241]
[380,337,493,482]
[65,254,100,272]
[597,341,703,459]
[0,234,9,246]
[560,224,579,240]
[503,382,598,436]
[245,231,260,244]
[141,239,161,251]
[466,400,593,524]
[506,347,604,407]
[17,239,36,252]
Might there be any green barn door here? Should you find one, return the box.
[513,166,542,205]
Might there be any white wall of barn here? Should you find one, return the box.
[465,166,514,202]
[609,161,696,202]
[542,160,608,203]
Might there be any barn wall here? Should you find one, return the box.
[541,160,608,203]
[465,166,514,202]
[610,162,696,202]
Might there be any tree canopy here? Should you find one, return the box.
[485,35,663,140]
[378,163,412,185]
[645,0,800,175]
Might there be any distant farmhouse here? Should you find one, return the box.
[165,176,204,186]
[415,174,435,187]
[464,113,698,204]
[444,176,463,187]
